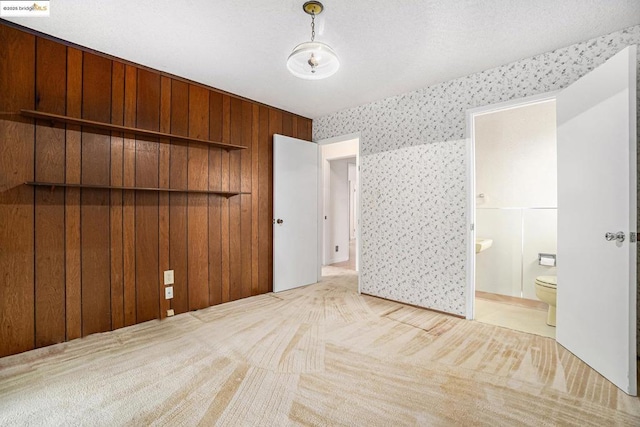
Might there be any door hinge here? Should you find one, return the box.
[631,232,637,243]
[471,224,474,231]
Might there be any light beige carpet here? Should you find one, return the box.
[1,266,639,426]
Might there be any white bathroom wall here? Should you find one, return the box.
[474,101,557,208]
[474,101,558,299]
[475,209,522,296]
[475,208,557,298]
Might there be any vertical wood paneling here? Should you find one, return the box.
[34,37,66,348]
[292,116,299,139]
[187,85,209,310]
[294,116,302,140]
[230,98,242,192]
[229,192,242,302]
[241,101,252,193]
[110,61,125,330]
[208,92,223,306]
[65,47,83,341]
[229,98,243,301]
[221,96,231,191]
[123,64,137,326]
[169,80,189,314]
[159,76,171,319]
[80,52,112,336]
[303,117,312,141]
[296,116,312,141]
[240,101,252,299]
[0,25,35,357]
[282,113,293,138]
[240,194,252,299]
[257,106,271,295]
[221,95,231,303]
[251,105,260,296]
[135,69,160,323]
[0,22,314,357]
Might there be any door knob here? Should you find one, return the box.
[276,218,283,224]
[605,231,625,242]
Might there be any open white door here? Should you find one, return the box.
[556,46,637,395]
[273,134,319,292]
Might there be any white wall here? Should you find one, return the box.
[328,158,352,264]
[476,209,557,298]
[475,101,558,299]
[313,25,640,317]
[348,163,357,240]
[475,101,557,208]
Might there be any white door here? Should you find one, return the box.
[556,46,637,395]
[273,134,319,292]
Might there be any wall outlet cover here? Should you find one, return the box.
[164,270,174,285]
[167,309,175,317]
[165,286,174,299]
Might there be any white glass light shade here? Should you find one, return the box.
[287,41,339,80]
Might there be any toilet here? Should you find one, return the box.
[534,276,557,327]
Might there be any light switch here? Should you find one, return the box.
[164,270,174,285]
[165,286,174,300]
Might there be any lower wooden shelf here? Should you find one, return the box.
[26,182,248,198]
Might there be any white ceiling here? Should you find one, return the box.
[4,1,640,118]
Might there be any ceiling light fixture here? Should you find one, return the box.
[287,1,340,80]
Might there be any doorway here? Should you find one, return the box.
[316,135,360,285]
[324,157,357,270]
[466,92,559,337]
[470,97,558,338]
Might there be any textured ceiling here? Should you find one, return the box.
[3,0,640,118]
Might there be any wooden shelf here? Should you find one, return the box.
[20,109,247,151]
[26,182,248,198]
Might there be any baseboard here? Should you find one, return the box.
[475,290,547,311]
[361,292,466,319]
[326,256,349,265]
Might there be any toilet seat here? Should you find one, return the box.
[535,275,557,289]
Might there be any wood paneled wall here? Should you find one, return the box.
[0,23,312,357]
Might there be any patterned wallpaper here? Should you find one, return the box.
[361,141,467,314]
[314,25,640,320]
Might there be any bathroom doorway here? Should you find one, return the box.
[468,94,558,338]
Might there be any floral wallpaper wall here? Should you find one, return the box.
[360,141,467,314]
[314,25,640,321]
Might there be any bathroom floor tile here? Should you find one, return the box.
[474,298,556,339]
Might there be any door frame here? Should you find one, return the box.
[464,91,560,320]
[316,132,361,291]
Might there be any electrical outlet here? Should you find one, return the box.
[165,286,174,299]
[164,270,174,285]
[335,245,339,252]
[167,309,175,317]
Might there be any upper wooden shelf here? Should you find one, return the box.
[20,109,247,151]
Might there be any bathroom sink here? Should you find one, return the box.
[475,238,493,253]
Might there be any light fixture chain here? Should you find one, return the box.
[311,13,315,42]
